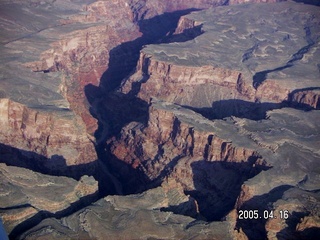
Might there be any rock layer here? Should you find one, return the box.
[0,163,98,237]
[1,0,320,239]
[19,178,235,240]
[0,99,96,170]
[122,1,320,112]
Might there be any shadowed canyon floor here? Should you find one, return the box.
[0,0,320,239]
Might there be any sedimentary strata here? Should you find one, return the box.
[0,0,319,239]
[0,163,98,237]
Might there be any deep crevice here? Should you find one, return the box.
[84,8,205,197]
[8,193,98,240]
[253,25,316,89]
[0,9,207,238]
[161,159,271,221]
[236,185,293,240]
[0,143,96,181]
[98,8,202,93]
[293,0,320,6]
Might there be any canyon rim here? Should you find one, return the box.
[0,0,319,239]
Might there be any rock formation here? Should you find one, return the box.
[18,181,234,240]
[0,163,98,238]
[0,0,319,239]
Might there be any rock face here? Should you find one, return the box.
[122,1,320,113]
[19,178,235,240]
[108,100,267,216]
[0,99,96,171]
[0,163,98,238]
[113,1,320,239]
[1,0,320,239]
[0,0,277,173]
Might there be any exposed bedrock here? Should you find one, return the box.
[18,178,237,240]
[0,163,98,239]
[105,1,320,239]
[0,99,96,173]
[107,100,270,220]
[0,0,229,179]
[121,1,320,120]
[0,0,290,171]
[1,0,319,239]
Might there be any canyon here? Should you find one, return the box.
[0,0,319,239]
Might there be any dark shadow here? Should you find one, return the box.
[0,143,96,180]
[184,96,319,121]
[288,87,320,110]
[276,211,310,240]
[102,146,152,195]
[86,91,149,147]
[85,8,205,147]
[160,198,199,220]
[253,65,291,89]
[0,143,119,197]
[8,192,98,240]
[293,0,320,6]
[160,24,204,44]
[83,9,205,197]
[99,9,202,93]
[253,26,315,89]
[297,227,320,240]
[184,100,286,120]
[236,185,293,240]
[0,144,102,239]
[156,154,184,179]
[160,158,271,221]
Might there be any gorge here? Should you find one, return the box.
[0,0,319,239]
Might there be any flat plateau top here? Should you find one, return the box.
[144,1,320,89]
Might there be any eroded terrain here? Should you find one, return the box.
[0,0,319,239]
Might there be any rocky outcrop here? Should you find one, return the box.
[1,0,320,239]
[0,163,98,237]
[18,178,234,240]
[122,1,320,111]
[265,187,320,239]
[122,52,255,106]
[0,0,280,168]
[115,2,320,238]
[107,99,269,221]
[0,98,96,170]
[233,106,320,239]
[109,100,264,179]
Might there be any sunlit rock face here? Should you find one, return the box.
[0,99,97,170]
[0,0,319,239]
[123,1,320,112]
[115,1,320,239]
[0,0,275,170]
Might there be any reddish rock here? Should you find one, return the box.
[0,98,96,168]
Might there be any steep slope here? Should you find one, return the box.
[0,163,98,239]
[1,0,319,239]
[122,1,320,114]
[0,0,276,176]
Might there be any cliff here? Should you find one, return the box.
[19,180,234,240]
[0,0,279,169]
[0,99,96,170]
[122,2,320,111]
[0,163,98,237]
[1,0,319,239]
[115,1,320,239]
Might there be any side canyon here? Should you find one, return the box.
[0,0,319,239]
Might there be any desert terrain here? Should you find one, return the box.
[0,0,319,239]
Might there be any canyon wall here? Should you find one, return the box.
[0,0,279,168]
[1,0,319,239]
[0,163,98,238]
